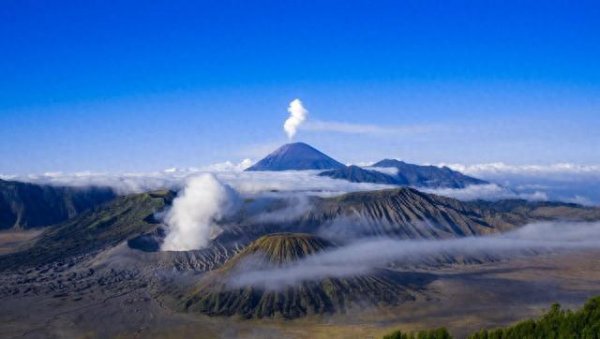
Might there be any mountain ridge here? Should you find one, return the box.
[0,179,117,230]
[320,159,488,188]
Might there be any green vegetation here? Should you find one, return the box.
[383,296,600,339]
[383,328,452,339]
[224,232,333,267]
[468,296,600,339]
[0,190,173,270]
[0,179,116,229]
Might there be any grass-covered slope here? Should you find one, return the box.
[222,188,600,248]
[301,188,522,239]
[179,233,426,319]
[468,296,600,339]
[224,233,332,266]
[382,295,600,339]
[0,190,174,270]
[0,179,116,229]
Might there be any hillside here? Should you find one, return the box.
[217,187,600,252]
[295,188,521,240]
[373,159,488,188]
[0,190,174,270]
[320,160,488,188]
[0,179,116,230]
[178,233,427,319]
[319,165,400,184]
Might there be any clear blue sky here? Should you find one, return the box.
[1,0,599,173]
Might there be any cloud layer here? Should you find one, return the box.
[227,221,600,290]
[421,183,548,202]
[440,162,600,205]
[3,162,600,205]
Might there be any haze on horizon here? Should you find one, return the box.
[1,1,599,174]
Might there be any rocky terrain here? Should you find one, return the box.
[1,180,600,338]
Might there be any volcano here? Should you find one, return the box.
[245,142,345,171]
[178,233,426,319]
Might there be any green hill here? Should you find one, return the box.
[0,190,174,270]
[0,179,116,229]
[178,233,429,319]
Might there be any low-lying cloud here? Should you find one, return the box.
[227,221,600,290]
[441,162,600,205]
[0,167,394,197]
[421,183,548,202]
[444,163,600,180]
[3,161,600,205]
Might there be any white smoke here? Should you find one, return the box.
[161,174,240,251]
[283,98,308,139]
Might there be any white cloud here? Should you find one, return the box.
[364,166,400,176]
[216,170,396,197]
[0,168,395,197]
[227,221,600,289]
[200,159,253,172]
[438,162,600,205]
[3,162,600,205]
[421,183,548,202]
[442,162,600,181]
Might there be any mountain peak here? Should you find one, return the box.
[234,233,332,265]
[180,232,414,318]
[245,142,345,171]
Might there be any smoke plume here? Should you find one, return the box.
[161,174,240,251]
[283,98,308,139]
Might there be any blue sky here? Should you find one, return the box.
[1,0,599,173]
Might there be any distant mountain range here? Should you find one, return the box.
[320,159,488,188]
[0,179,116,230]
[246,142,488,188]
